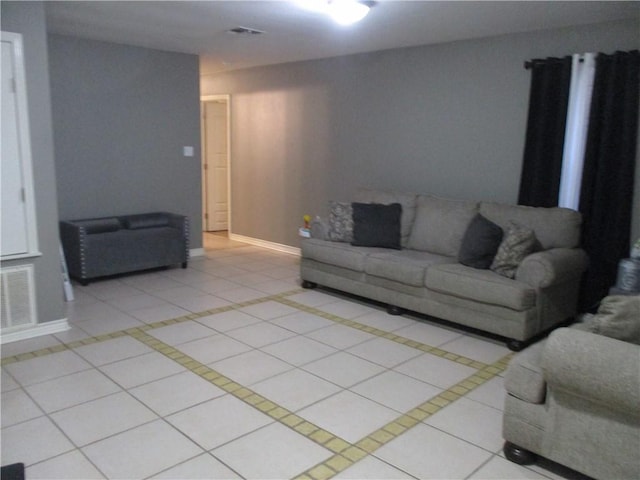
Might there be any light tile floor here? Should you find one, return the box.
[1,233,590,479]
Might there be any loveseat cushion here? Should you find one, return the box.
[407,195,479,257]
[122,213,171,230]
[426,263,537,311]
[301,238,388,272]
[75,218,121,234]
[365,250,453,287]
[354,189,417,248]
[479,202,582,250]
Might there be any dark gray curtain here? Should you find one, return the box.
[518,57,572,207]
[578,50,640,311]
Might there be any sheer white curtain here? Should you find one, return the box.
[558,53,596,210]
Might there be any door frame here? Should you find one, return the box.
[200,94,231,234]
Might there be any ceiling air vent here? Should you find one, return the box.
[227,26,265,35]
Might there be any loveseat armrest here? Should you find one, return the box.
[163,213,190,264]
[59,221,87,279]
[541,328,640,415]
[515,248,588,288]
[59,220,83,239]
[164,212,188,230]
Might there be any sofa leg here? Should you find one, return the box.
[504,441,536,465]
[387,305,404,316]
[507,339,526,352]
[302,280,317,289]
[181,261,188,269]
[80,279,89,286]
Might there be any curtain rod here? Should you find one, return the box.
[524,56,585,70]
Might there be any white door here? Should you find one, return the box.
[1,32,39,259]
[202,99,229,231]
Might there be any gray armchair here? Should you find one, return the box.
[502,295,640,479]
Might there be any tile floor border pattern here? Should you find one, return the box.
[2,288,513,480]
[276,296,494,370]
[0,290,307,367]
[295,355,510,480]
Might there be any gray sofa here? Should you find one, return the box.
[60,212,189,285]
[300,189,588,350]
[503,295,640,479]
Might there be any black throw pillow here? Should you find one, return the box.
[351,202,402,250]
[458,214,503,269]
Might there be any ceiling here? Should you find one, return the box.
[45,1,640,76]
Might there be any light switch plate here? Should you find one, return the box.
[183,146,194,157]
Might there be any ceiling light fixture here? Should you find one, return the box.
[297,0,374,26]
[328,0,371,25]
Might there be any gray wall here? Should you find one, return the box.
[1,1,65,325]
[48,35,203,248]
[201,19,640,249]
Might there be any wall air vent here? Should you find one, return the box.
[1,264,37,331]
[227,26,265,35]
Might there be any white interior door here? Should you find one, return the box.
[1,32,39,259]
[202,99,229,231]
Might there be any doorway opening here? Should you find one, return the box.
[200,95,231,239]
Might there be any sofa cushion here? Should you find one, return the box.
[354,188,417,247]
[123,213,170,230]
[491,222,538,279]
[458,214,504,269]
[407,195,479,257]
[327,201,353,242]
[479,202,582,249]
[75,218,121,234]
[426,263,537,311]
[365,250,453,287]
[301,238,388,272]
[351,203,402,249]
[582,295,640,345]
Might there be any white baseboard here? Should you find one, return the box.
[229,233,301,256]
[1,318,70,345]
[190,248,205,257]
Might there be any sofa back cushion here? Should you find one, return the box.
[479,202,582,249]
[354,188,417,247]
[407,195,479,257]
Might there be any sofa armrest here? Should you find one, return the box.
[541,328,640,415]
[504,339,547,403]
[515,248,588,288]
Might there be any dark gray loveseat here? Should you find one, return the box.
[60,212,189,285]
